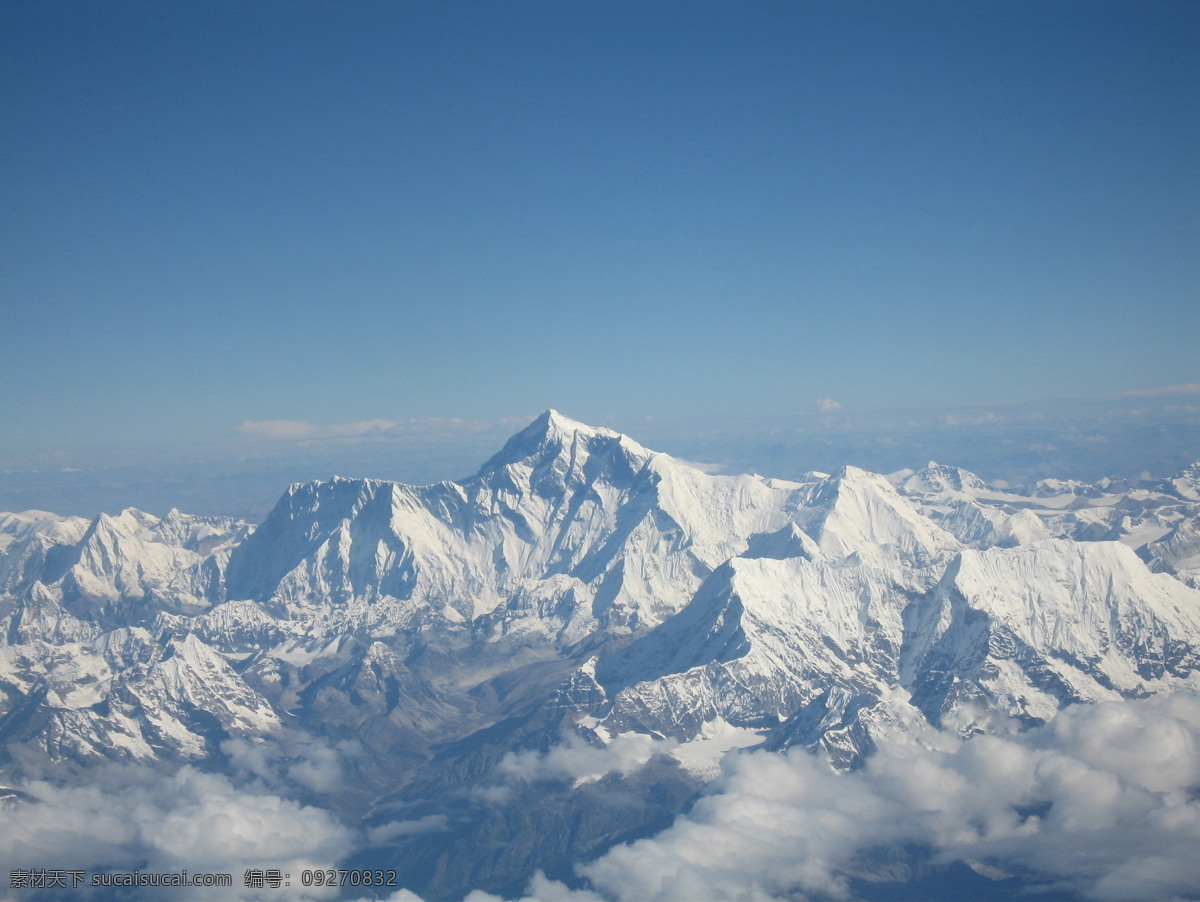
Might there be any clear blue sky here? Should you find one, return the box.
[2,0,1197,462]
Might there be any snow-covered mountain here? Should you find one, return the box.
[1,411,1198,899]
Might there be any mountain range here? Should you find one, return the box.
[1,410,1198,900]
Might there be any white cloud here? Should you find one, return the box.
[461,872,608,902]
[357,892,428,902]
[467,783,515,805]
[576,695,1200,902]
[0,764,355,900]
[235,415,534,446]
[941,410,1002,426]
[12,698,1195,902]
[497,731,676,787]
[815,398,842,412]
[671,457,727,475]
[367,814,451,843]
[580,748,903,901]
[222,733,362,795]
[237,419,400,441]
[1118,384,1200,397]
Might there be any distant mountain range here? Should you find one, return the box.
[2,411,1198,900]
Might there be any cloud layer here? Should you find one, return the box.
[234,416,529,446]
[1,763,354,900]
[237,419,402,441]
[577,695,1200,902]
[462,695,1200,902]
[4,696,1198,901]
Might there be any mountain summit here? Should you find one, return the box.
[476,409,638,474]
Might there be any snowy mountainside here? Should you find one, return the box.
[902,539,1200,729]
[891,459,1200,586]
[0,509,90,595]
[1,412,1198,899]
[223,409,797,638]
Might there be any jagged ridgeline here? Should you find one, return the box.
[2,411,1199,898]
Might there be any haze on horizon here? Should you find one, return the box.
[1,1,1196,512]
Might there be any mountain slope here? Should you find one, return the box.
[223,410,800,641]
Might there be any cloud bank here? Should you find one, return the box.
[234,416,529,447]
[1118,384,1200,397]
[579,695,1200,902]
[463,695,1200,902]
[5,697,1198,901]
[0,763,355,900]
[237,419,402,441]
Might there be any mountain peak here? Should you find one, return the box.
[534,408,616,441]
[891,461,990,496]
[475,410,636,476]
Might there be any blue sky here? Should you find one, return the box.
[1,1,1197,507]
